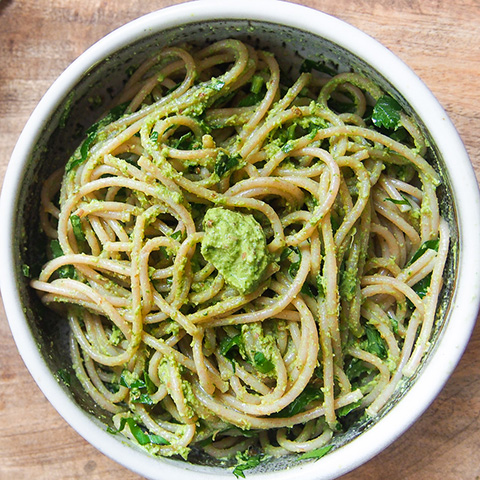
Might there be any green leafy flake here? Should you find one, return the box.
[144,372,156,395]
[280,247,293,262]
[300,282,316,298]
[412,273,432,299]
[278,385,323,417]
[66,102,129,172]
[232,453,263,478]
[220,334,243,359]
[299,58,337,76]
[298,444,333,461]
[22,264,30,278]
[120,370,146,389]
[70,214,86,243]
[288,246,301,278]
[170,230,184,242]
[364,324,387,359]
[406,239,439,266]
[336,400,362,418]
[118,417,170,446]
[250,75,264,94]
[150,130,159,142]
[214,152,240,178]
[133,393,154,405]
[56,368,71,387]
[49,240,76,279]
[372,95,402,130]
[384,195,410,206]
[253,352,274,374]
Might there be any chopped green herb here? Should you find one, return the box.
[70,214,86,243]
[220,334,243,359]
[120,370,146,389]
[364,324,387,359]
[118,417,169,446]
[250,75,264,94]
[66,102,129,172]
[144,372,156,395]
[278,385,322,417]
[132,393,154,405]
[232,452,263,478]
[300,58,337,76]
[253,352,274,374]
[300,282,316,298]
[412,273,432,299]
[56,368,71,387]
[280,247,293,262]
[170,230,184,242]
[172,131,196,150]
[384,195,410,206]
[288,246,301,278]
[22,264,30,278]
[372,95,402,130]
[336,400,362,418]
[50,240,76,279]
[298,444,333,461]
[214,151,240,178]
[150,130,159,142]
[407,239,439,266]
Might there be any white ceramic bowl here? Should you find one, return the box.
[2,1,480,479]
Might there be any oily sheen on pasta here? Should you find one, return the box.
[32,39,449,463]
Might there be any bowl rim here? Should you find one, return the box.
[1,1,480,479]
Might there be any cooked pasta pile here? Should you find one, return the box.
[32,39,449,464]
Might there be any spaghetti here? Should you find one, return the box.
[31,39,449,464]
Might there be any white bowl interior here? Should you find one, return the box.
[2,2,479,479]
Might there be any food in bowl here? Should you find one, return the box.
[29,36,450,470]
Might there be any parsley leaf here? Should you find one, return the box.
[364,324,387,359]
[298,444,333,461]
[50,240,76,278]
[299,59,337,76]
[406,239,439,267]
[214,152,240,178]
[118,417,169,446]
[336,400,362,418]
[220,334,243,359]
[70,214,86,244]
[22,264,30,278]
[66,102,129,172]
[232,453,263,478]
[384,195,410,206]
[253,352,274,374]
[277,385,323,417]
[372,95,402,130]
[412,273,432,299]
[56,368,71,387]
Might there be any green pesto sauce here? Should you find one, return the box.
[201,208,269,295]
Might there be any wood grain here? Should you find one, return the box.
[1,1,479,479]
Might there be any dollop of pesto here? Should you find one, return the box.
[201,208,269,295]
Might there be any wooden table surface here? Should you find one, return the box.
[1,1,479,479]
